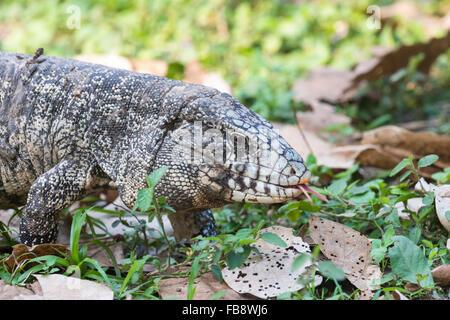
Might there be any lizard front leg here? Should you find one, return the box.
[167,209,218,242]
[20,156,95,246]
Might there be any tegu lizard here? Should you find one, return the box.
[0,49,323,246]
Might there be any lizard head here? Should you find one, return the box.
[151,91,319,211]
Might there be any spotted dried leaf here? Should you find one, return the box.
[308,215,382,291]
[222,226,322,299]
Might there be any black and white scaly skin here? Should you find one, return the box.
[0,49,310,246]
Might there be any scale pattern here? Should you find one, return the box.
[0,49,310,245]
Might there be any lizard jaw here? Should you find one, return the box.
[223,171,327,204]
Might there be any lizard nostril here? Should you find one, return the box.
[290,167,296,175]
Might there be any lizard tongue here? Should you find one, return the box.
[297,184,328,203]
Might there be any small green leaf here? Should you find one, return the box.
[399,170,412,182]
[210,264,223,283]
[422,192,435,206]
[370,239,387,263]
[327,179,347,195]
[385,208,400,227]
[306,153,317,166]
[418,155,439,168]
[349,191,375,204]
[291,253,310,272]
[260,232,287,247]
[389,158,410,177]
[318,261,345,281]
[235,228,252,239]
[388,236,433,287]
[445,210,450,221]
[348,185,370,195]
[209,290,227,300]
[147,166,169,187]
[137,188,154,212]
[227,252,242,270]
[408,227,421,244]
[382,226,395,247]
[226,246,251,270]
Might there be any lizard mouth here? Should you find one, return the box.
[226,173,328,204]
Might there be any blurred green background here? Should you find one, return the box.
[0,0,449,127]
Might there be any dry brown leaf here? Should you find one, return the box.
[222,226,322,299]
[292,67,355,105]
[296,100,351,136]
[158,272,250,300]
[431,264,450,287]
[275,123,385,170]
[277,122,449,180]
[391,289,409,300]
[274,123,330,161]
[292,31,450,105]
[381,1,450,37]
[1,243,69,272]
[405,281,420,292]
[361,126,450,166]
[308,215,382,291]
[34,274,114,300]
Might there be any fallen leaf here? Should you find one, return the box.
[405,282,420,292]
[296,100,351,136]
[292,67,355,105]
[391,289,409,300]
[1,243,69,272]
[292,31,450,105]
[431,264,450,287]
[308,215,382,291]
[158,271,250,300]
[277,122,450,180]
[381,1,450,37]
[361,126,450,167]
[222,226,322,299]
[34,274,113,300]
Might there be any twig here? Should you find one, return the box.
[292,107,314,156]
